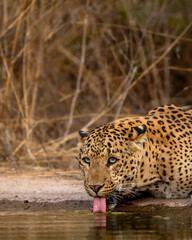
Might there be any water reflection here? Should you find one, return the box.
[94,214,107,227]
[0,209,191,240]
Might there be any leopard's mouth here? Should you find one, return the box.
[92,194,117,213]
[106,194,118,209]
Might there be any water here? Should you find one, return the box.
[0,209,191,240]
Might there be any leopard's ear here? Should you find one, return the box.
[128,124,147,140]
[78,130,88,142]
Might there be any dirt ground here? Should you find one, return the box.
[0,173,191,211]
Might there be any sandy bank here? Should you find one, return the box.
[0,175,191,210]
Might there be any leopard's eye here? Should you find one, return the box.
[82,157,90,165]
[107,157,118,166]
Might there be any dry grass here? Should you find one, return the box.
[0,0,192,172]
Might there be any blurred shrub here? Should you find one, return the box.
[0,0,191,171]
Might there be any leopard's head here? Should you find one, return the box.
[77,122,147,205]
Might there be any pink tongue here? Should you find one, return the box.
[93,197,106,213]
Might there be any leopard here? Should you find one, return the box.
[78,104,192,208]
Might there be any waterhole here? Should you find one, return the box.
[0,209,191,240]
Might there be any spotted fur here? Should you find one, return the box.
[78,105,192,206]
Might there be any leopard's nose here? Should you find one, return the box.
[89,184,103,194]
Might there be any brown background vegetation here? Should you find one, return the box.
[0,0,192,172]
